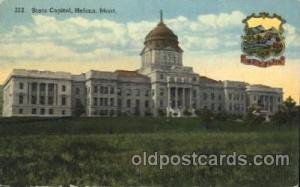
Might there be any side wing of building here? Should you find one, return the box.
[2,69,72,117]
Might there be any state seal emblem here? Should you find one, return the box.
[241,12,286,67]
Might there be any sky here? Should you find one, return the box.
[0,0,299,103]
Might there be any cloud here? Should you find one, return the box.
[0,10,299,64]
[284,23,300,47]
[197,10,245,28]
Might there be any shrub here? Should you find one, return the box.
[157,109,166,117]
[183,109,192,116]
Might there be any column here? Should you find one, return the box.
[190,88,193,109]
[27,82,31,104]
[54,84,58,106]
[175,87,178,108]
[45,83,48,106]
[167,87,171,108]
[182,88,185,109]
[37,83,40,105]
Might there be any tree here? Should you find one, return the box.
[215,112,228,121]
[201,108,214,129]
[244,105,265,126]
[272,110,288,129]
[283,96,297,114]
[272,96,298,126]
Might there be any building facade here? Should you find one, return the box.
[2,15,283,117]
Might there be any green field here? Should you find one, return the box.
[0,117,299,186]
[0,85,3,115]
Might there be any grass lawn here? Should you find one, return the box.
[0,117,298,186]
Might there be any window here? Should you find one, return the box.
[94,86,98,94]
[229,94,232,100]
[19,95,24,104]
[94,98,97,106]
[135,89,140,96]
[31,96,37,105]
[218,94,222,100]
[110,87,115,94]
[100,98,103,106]
[211,93,215,100]
[110,98,114,106]
[100,86,104,94]
[40,108,45,115]
[75,98,81,105]
[136,99,140,108]
[160,88,164,96]
[19,82,24,90]
[160,100,164,107]
[203,93,207,100]
[104,87,109,94]
[126,99,131,108]
[40,96,45,105]
[48,84,54,93]
[32,108,37,114]
[48,96,54,105]
[62,85,66,92]
[31,83,37,92]
[160,74,164,80]
[61,96,66,106]
[49,109,53,115]
[145,90,149,97]
[127,89,131,96]
[145,100,149,108]
[40,83,46,95]
[62,110,65,115]
[117,88,121,96]
[104,98,108,106]
[18,108,23,114]
[193,90,197,97]
[76,88,80,95]
[118,99,122,107]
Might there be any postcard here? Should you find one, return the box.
[0,0,299,186]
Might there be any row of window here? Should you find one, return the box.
[166,76,197,82]
[89,86,150,97]
[229,104,245,112]
[116,99,149,108]
[18,108,66,115]
[253,95,281,103]
[93,98,115,107]
[91,98,150,108]
[18,95,67,106]
[203,104,223,111]
[19,82,67,92]
[228,93,244,101]
[203,93,223,101]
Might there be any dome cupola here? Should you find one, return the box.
[144,11,182,52]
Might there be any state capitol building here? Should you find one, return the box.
[2,13,283,117]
